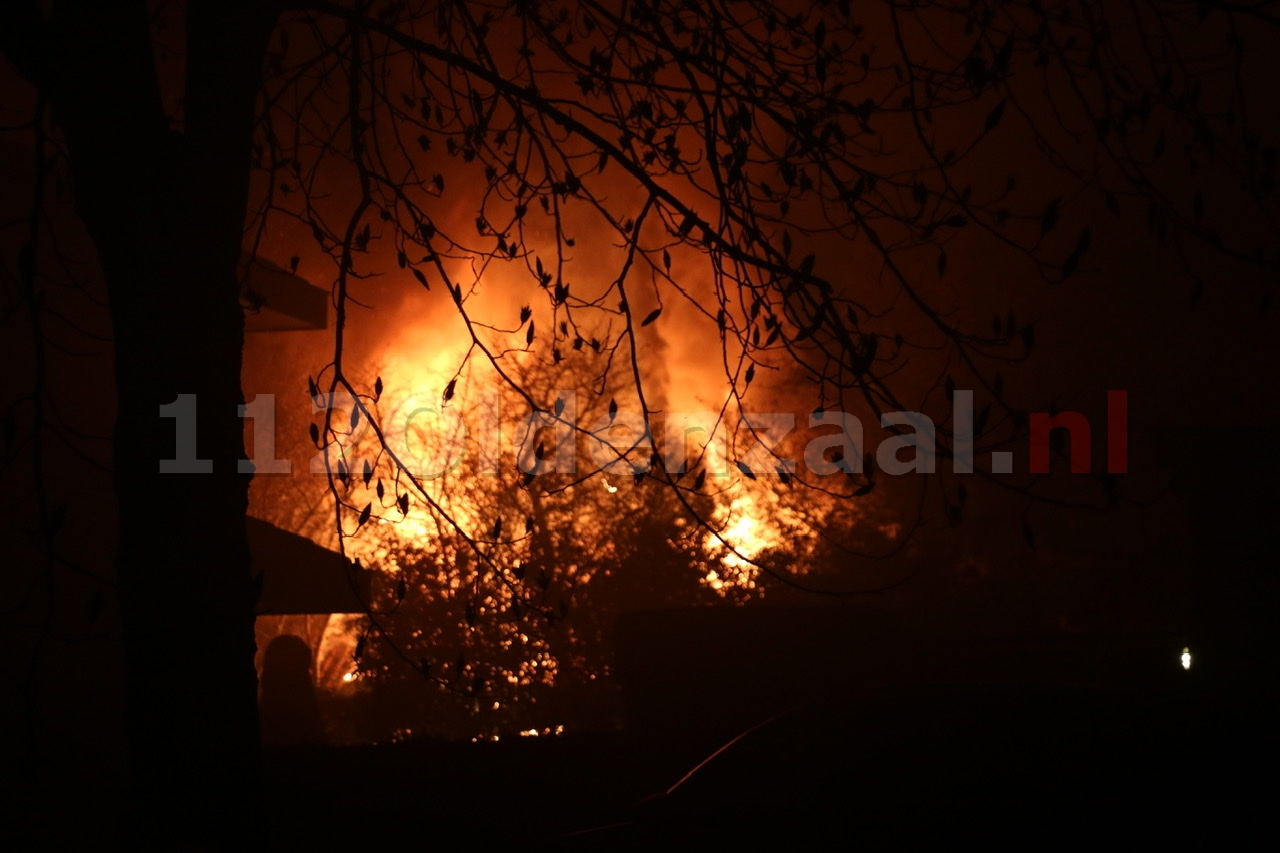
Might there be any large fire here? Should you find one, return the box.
[242,33,885,733]
[248,229,879,724]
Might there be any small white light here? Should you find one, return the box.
[1181,647,1192,671]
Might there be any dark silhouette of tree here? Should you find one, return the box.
[320,352,728,739]
[2,0,1276,846]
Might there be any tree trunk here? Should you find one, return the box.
[14,2,277,846]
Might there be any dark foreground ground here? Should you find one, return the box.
[262,680,1273,849]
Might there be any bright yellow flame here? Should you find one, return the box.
[1181,647,1192,671]
[719,509,768,566]
[701,495,779,593]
